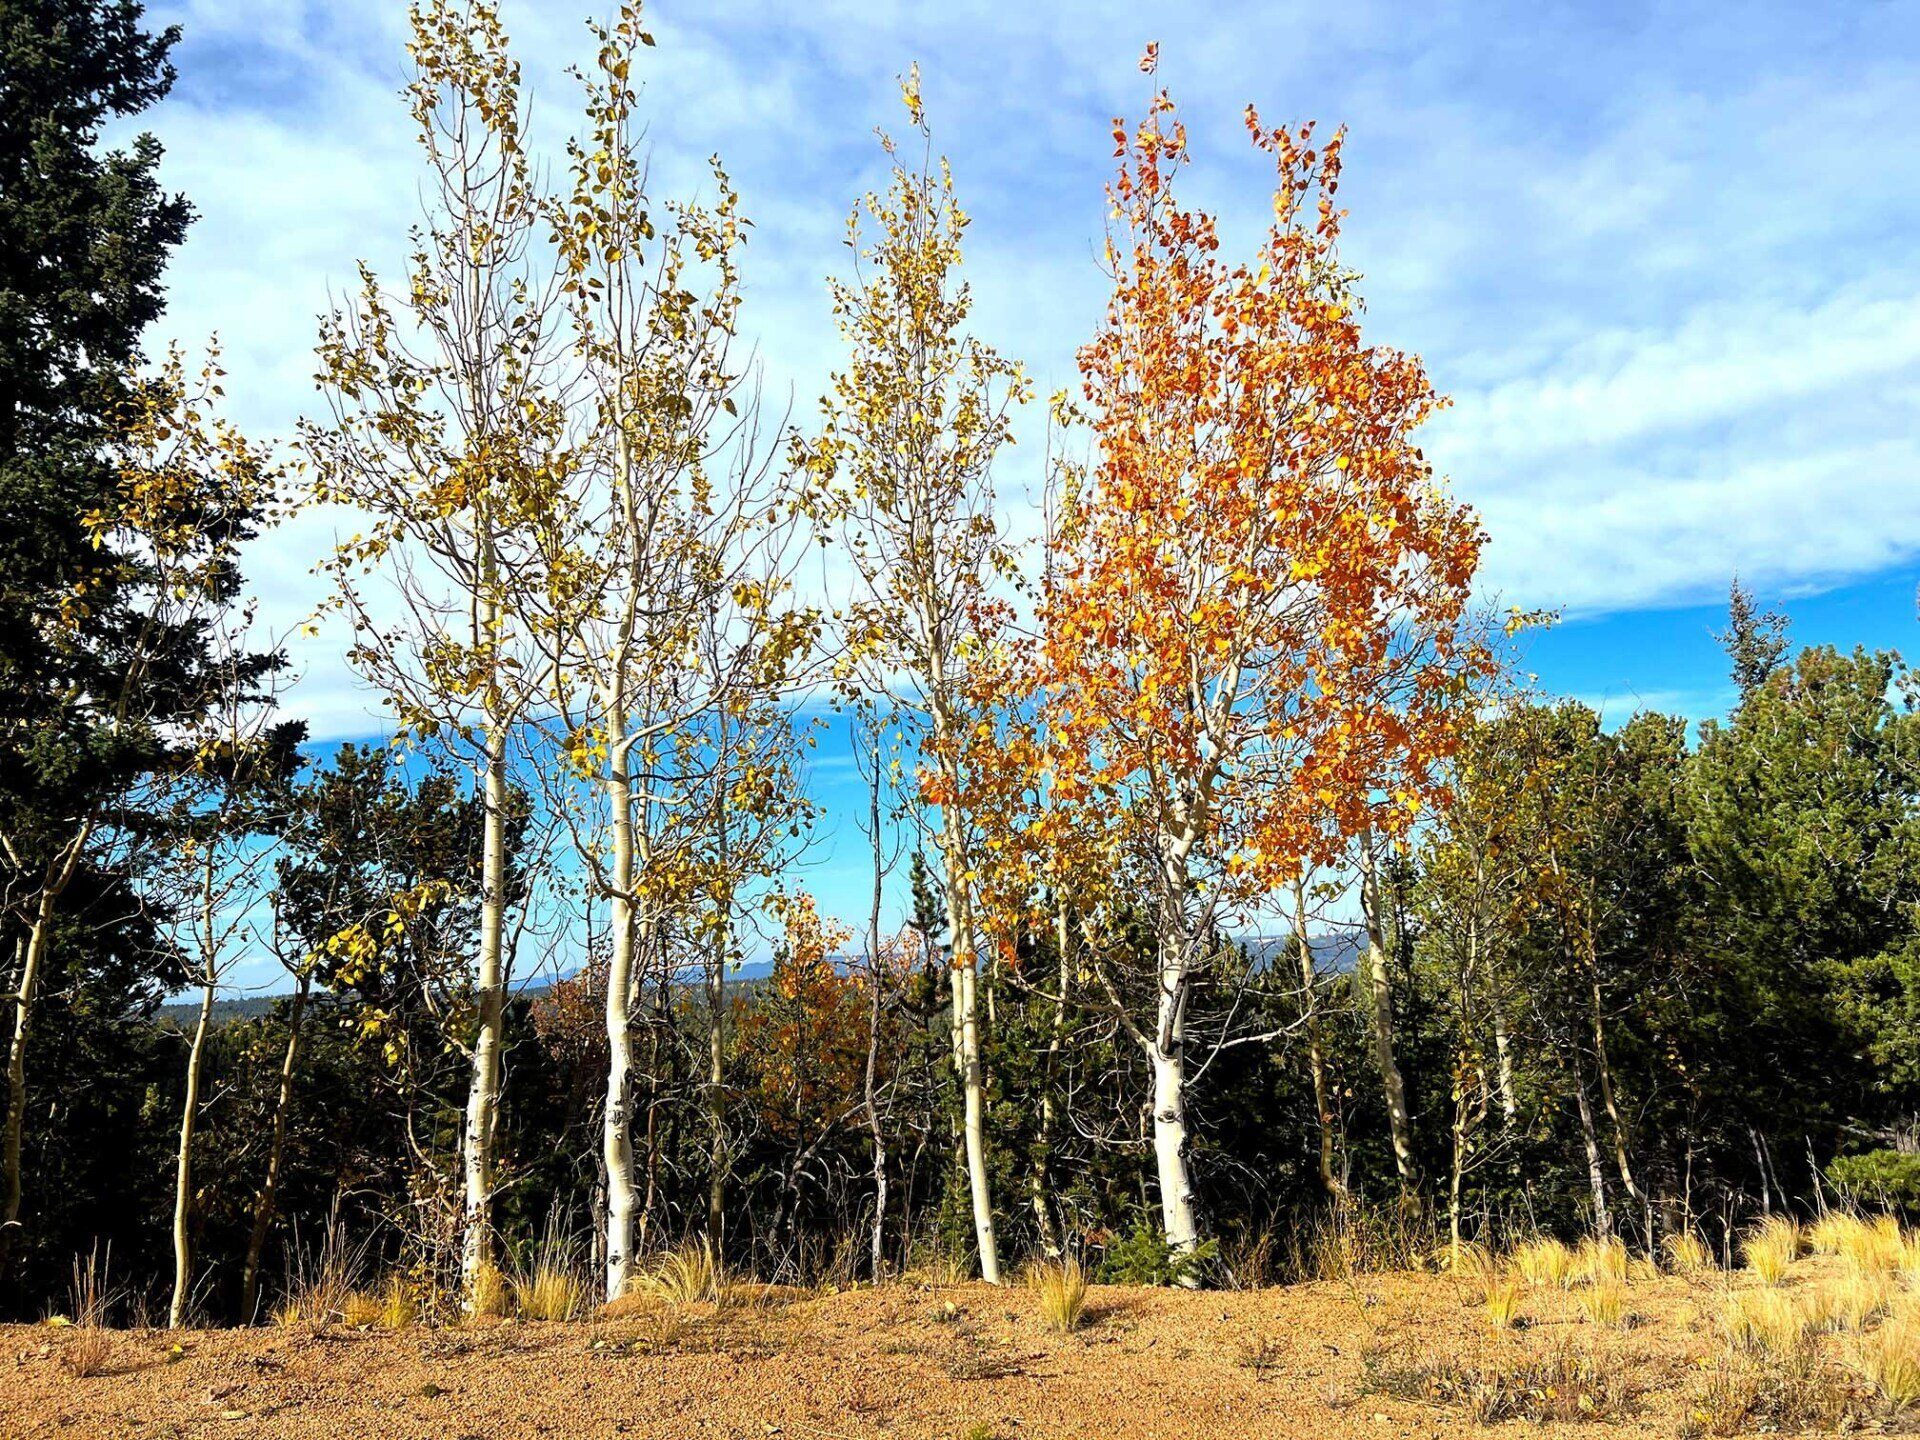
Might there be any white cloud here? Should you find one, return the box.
[125,0,1920,739]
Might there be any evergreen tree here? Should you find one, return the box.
[1716,577,1790,702]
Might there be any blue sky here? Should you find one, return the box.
[127,0,1920,973]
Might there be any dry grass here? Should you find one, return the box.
[1443,1243,1497,1280]
[468,1262,510,1319]
[1684,1346,1863,1437]
[56,1324,116,1379]
[1741,1217,1801,1286]
[1827,1272,1891,1332]
[271,1217,364,1327]
[1810,1211,1902,1275]
[1482,1276,1523,1331]
[901,1249,971,1288]
[514,1263,584,1321]
[1663,1231,1714,1275]
[1028,1258,1088,1334]
[1856,1310,1920,1409]
[1576,1235,1629,1287]
[632,1240,731,1308]
[1723,1288,1808,1354]
[1808,1212,1856,1256]
[1511,1238,1576,1289]
[1578,1280,1627,1328]
[1363,1338,1633,1424]
[341,1275,418,1330]
[1847,1215,1904,1276]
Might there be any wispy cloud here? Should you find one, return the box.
[134,0,1920,737]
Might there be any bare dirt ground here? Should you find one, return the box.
[0,1269,1816,1440]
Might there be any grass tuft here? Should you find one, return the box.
[513,1263,585,1322]
[1028,1258,1088,1334]
[1723,1288,1808,1354]
[1741,1217,1801,1287]
[341,1289,385,1327]
[1663,1231,1714,1276]
[1578,1279,1627,1328]
[1856,1310,1920,1409]
[1444,1243,1497,1280]
[1684,1346,1862,1437]
[633,1240,731,1308]
[1827,1272,1891,1332]
[1483,1276,1523,1331]
[468,1261,510,1319]
[271,1214,365,1328]
[1577,1235,1630,1287]
[1511,1238,1576,1289]
[56,1325,115,1379]
[1363,1339,1632,1424]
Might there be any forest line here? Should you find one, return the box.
[4,0,1919,1329]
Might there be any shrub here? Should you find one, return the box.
[1093,1221,1218,1287]
[1827,1150,1920,1212]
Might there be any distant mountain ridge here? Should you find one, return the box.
[157,937,1356,1029]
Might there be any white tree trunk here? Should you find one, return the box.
[169,967,217,1327]
[2,842,84,1272]
[460,728,509,1302]
[955,951,1000,1283]
[242,973,308,1320]
[1492,1003,1519,1125]
[602,731,639,1301]
[1,906,51,1265]
[1572,1059,1612,1236]
[1360,857,1419,1200]
[1150,960,1200,1272]
[1294,877,1344,1201]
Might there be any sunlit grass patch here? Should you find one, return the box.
[1483,1276,1523,1331]
[1028,1258,1089,1334]
[1723,1288,1808,1354]
[1742,1218,1801,1287]
[1578,1280,1627,1328]
[1577,1235,1629,1287]
[1855,1309,1920,1409]
[1512,1238,1576,1289]
[1663,1231,1714,1276]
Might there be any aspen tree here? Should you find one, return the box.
[1044,56,1488,1263]
[304,0,571,1301]
[796,69,1029,1284]
[541,1,817,1298]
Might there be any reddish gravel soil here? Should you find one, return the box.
[0,1270,1785,1439]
